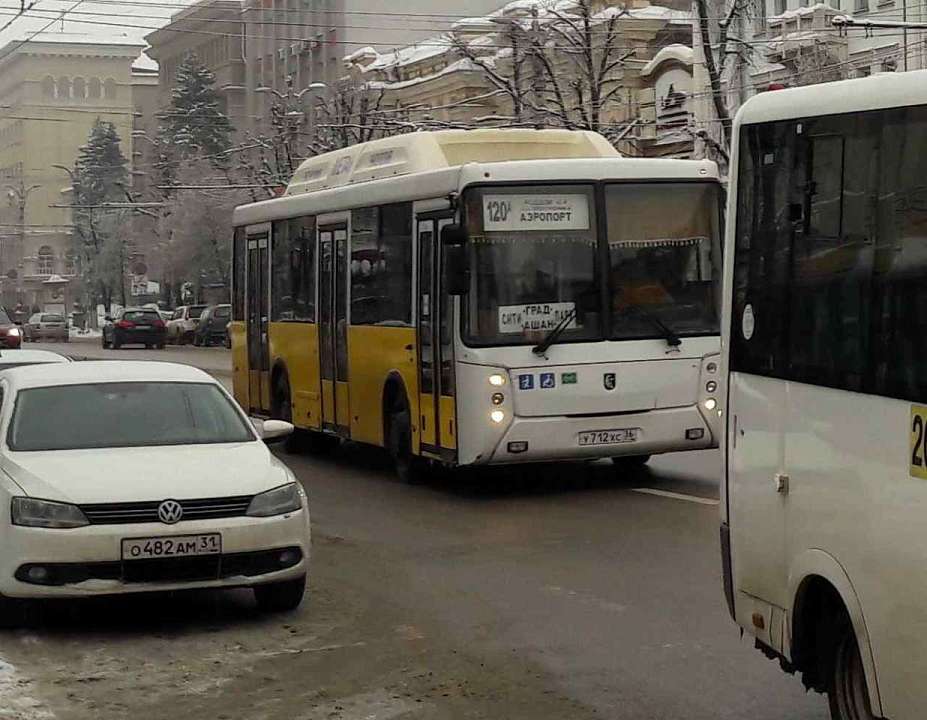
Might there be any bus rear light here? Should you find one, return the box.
[507,441,528,454]
[705,362,718,374]
[703,398,717,412]
[706,381,718,393]
[490,410,505,424]
[686,428,705,441]
[489,374,506,386]
[491,393,505,406]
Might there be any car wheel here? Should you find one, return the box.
[386,400,428,484]
[254,575,306,613]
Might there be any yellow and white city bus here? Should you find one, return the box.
[721,70,927,720]
[231,129,723,479]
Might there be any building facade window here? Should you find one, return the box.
[56,76,70,99]
[88,77,101,99]
[41,76,55,97]
[104,78,117,99]
[855,0,869,11]
[72,77,86,100]
[775,0,786,14]
[37,246,55,276]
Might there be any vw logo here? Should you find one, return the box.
[157,500,183,525]
[603,373,617,391]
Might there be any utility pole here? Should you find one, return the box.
[3,178,41,301]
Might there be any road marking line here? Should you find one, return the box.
[632,488,720,506]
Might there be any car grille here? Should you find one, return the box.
[79,496,254,525]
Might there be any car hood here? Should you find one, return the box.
[1,442,292,504]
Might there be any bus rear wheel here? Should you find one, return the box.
[828,626,877,720]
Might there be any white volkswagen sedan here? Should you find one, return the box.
[0,361,310,619]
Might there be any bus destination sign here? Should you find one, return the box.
[483,194,590,232]
[499,302,577,334]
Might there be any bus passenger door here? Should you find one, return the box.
[246,231,271,415]
[417,218,437,452]
[417,214,457,460]
[319,224,350,436]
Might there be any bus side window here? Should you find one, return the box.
[232,227,246,322]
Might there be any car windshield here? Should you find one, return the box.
[40,314,63,323]
[606,183,721,340]
[0,308,11,324]
[191,305,208,318]
[8,382,255,451]
[464,185,600,346]
[123,311,159,323]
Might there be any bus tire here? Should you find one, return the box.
[828,624,877,720]
[386,404,426,484]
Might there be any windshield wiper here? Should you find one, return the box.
[532,308,577,356]
[619,304,681,348]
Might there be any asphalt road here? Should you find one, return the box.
[0,340,829,720]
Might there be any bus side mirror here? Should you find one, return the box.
[441,224,469,296]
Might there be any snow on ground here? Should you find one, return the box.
[0,657,55,720]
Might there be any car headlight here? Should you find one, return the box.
[11,497,89,528]
[246,483,302,518]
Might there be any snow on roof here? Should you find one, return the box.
[376,57,484,91]
[344,46,378,63]
[640,44,694,77]
[769,2,836,21]
[133,50,159,73]
[363,34,454,72]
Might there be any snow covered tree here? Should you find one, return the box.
[71,119,131,315]
[159,53,234,178]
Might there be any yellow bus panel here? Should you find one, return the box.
[419,392,436,449]
[229,321,249,409]
[346,325,418,448]
[321,379,335,428]
[268,322,322,431]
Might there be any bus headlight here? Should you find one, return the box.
[704,398,717,412]
[489,374,506,387]
[490,410,506,424]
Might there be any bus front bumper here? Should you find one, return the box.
[481,405,716,464]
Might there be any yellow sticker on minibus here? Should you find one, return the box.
[910,406,927,479]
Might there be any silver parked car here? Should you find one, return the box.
[23,313,69,343]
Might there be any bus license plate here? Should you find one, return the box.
[122,534,221,560]
[578,428,639,446]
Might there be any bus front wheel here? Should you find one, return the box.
[828,626,877,720]
[273,373,338,455]
[386,404,426,484]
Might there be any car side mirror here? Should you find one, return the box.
[441,224,469,296]
[258,419,294,443]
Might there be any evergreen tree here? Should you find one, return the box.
[72,119,130,314]
[162,53,233,164]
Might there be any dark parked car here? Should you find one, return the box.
[102,308,166,349]
[193,304,231,347]
[0,307,22,349]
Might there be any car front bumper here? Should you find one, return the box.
[0,510,311,598]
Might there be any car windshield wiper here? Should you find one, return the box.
[532,307,577,356]
[619,304,681,348]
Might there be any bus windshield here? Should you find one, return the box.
[463,182,721,346]
[606,183,721,341]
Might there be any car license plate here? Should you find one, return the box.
[121,534,221,560]
[578,428,640,446]
[135,325,151,330]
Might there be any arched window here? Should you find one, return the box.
[103,78,117,99]
[37,246,55,276]
[56,76,70,100]
[41,76,55,98]
[72,77,86,100]
[88,77,101,99]
[64,252,76,276]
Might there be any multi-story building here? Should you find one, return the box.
[345,0,697,157]
[0,34,145,310]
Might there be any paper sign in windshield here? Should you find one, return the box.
[483,194,590,232]
[499,302,577,334]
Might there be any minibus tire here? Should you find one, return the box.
[828,626,876,720]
